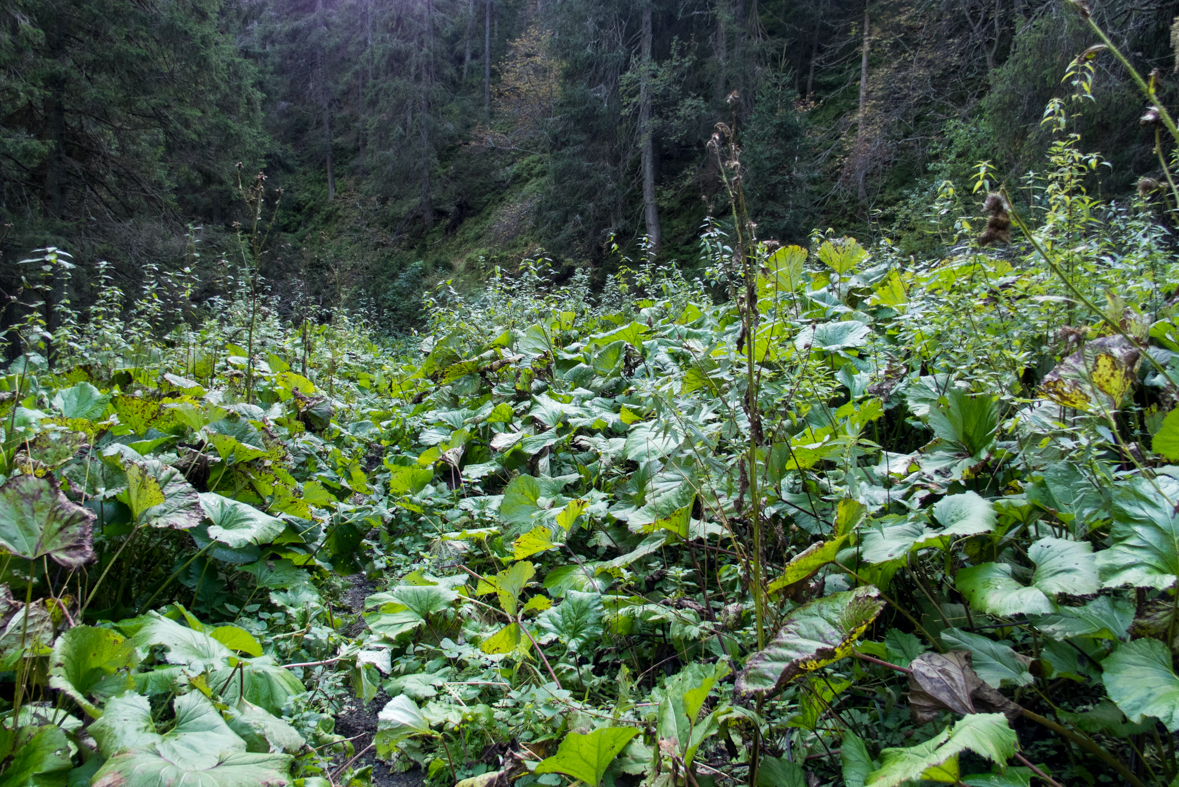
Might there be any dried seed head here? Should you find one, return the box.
[979,193,1011,247]
[1137,177,1162,197]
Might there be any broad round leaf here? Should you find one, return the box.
[199,493,285,548]
[1096,476,1179,590]
[49,625,140,719]
[735,586,884,696]
[0,474,95,567]
[932,492,995,536]
[865,714,1016,787]
[534,727,640,787]
[1102,638,1179,731]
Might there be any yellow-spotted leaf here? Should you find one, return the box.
[480,623,531,655]
[735,586,884,696]
[513,526,558,560]
[767,536,849,595]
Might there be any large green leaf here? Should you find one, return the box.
[927,389,997,456]
[1096,475,1179,589]
[932,491,995,535]
[940,629,1033,688]
[90,693,292,787]
[375,695,435,756]
[90,735,291,782]
[225,700,306,755]
[130,613,233,671]
[53,382,110,420]
[0,474,95,568]
[956,539,1100,620]
[533,727,641,787]
[198,493,285,548]
[1102,638,1179,731]
[500,475,545,527]
[865,714,1016,787]
[121,459,203,530]
[49,625,140,718]
[1153,408,1179,461]
[211,657,305,715]
[795,321,872,353]
[956,563,1054,618]
[0,725,73,787]
[735,586,884,696]
[537,590,604,652]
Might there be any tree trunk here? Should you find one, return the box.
[639,4,661,255]
[732,0,744,102]
[805,15,821,97]
[421,0,434,227]
[712,0,727,106]
[462,0,474,82]
[484,0,492,118]
[316,0,335,201]
[856,0,870,204]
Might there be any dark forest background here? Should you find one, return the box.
[2,0,1177,332]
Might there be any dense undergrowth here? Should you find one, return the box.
[6,20,1179,787]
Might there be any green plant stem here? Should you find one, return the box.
[1075,12,1179,146]
[1002,754,1070,787]
[1019,707,1146,787]
[80,524,144,617]
[140,541,215,611]
[1002,194,1179,391]
[1156,127,1179,215]
[11,563,35,724]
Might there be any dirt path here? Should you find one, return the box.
[333,573,424,787]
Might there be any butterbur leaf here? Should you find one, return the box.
[940,629,1033,688]
[534,727,640,787]
[865,714,1016,787]
[375,695,434,756]
[0,474,95,567]
[49,625,140,719]
[1102,638,1179,731]
[1040,337,1138,412]
[500,475,545,527]
[769,537,849,594]
[818,238,866,274]
[493,561,535,615]
[122,459,203,530]
[927,390,997,456]
[956,563,1055,618]
[1,725,73,785]
[795,321,872,354]
[1097,475,1179,589]
[513,526,557,560]
[90,692,292,787]
[1028,537,1098,596]
[756,756,807,787]
[130,612,233,672]
[932,491,995,535]
[842,732,875,787]
[211,657,305,715]
[537,590,604,651]
[1153,408,1179,461]
[225,701,306,754]
[52,382,109,420]
[199,493,285,548]
[736,586,884,696]
[479,622,532,655]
